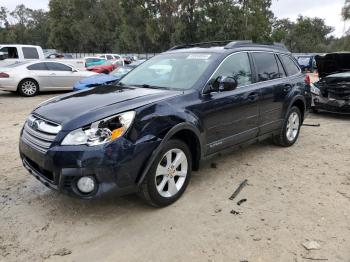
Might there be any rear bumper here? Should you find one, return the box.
[19,134,160,199]
[0,79,17,91]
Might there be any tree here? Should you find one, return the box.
[271,16,333,52]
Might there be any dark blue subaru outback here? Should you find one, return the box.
[19,41,311,206]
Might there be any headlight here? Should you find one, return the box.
[310,83,321,96]
[61,111,135,146]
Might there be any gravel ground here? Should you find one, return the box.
[0,90,349,262]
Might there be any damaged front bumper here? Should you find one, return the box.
[312,94,350,114]
[311,83,350,114]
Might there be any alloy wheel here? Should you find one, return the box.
[155,148,188,198]
[286,112,300,142]
[21,81,37,96]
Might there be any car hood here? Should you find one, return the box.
[33,85,182,131]
[79,74,118,85]
[315,53,350,78]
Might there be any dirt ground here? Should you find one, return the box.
[0,90,349,262]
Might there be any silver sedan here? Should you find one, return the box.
[0,61,97,96]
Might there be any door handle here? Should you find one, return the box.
[283,84,292,92]
[49,73,56,76]
[247,92,259,101]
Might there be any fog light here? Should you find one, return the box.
[77,176,95,194]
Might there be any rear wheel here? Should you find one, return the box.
[274,106,302,147]
[139,139,192,207]
[18,79,39,97]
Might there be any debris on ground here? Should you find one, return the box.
[229,179,248,200]
[337,191,350,200]
[230,210,240,215]
[214,208,222,213]
[53,248,72,256]
[301,255,328,261]
[302,240,321,250]
[210,163,217,169]
[237,199,247,206]
[303,123,321,127]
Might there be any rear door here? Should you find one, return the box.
[251,52,289,135]
[46,62,77,89]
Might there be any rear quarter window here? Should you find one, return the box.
[280,55,300,76]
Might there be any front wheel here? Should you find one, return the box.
[274,106,302,147]
[139,139,192,207]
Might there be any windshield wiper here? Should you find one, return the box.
[136,84,169,90]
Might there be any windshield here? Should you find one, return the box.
[112,66,133,78]
[119,52,217,90]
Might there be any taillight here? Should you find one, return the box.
[0,72,9,78]
[305,74,311,85]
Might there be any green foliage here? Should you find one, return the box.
[272,16,335,52]
[0,1,348,53]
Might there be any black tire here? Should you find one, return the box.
[139,139,192,207]
[18,79,39,97]
[102,70,109,74]
[274,106,302,147]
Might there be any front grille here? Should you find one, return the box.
[21,115,61,154]
[24,157,55,183]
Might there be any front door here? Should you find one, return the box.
[195,52,261,155]
[46,62,77,89]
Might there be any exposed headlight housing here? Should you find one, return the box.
[61,111,135,146]
[310,83,321,96]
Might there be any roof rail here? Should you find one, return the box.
[168,40,289,52]
[168,40,235,51]
[223,40,253,49]
[224,41,288,52]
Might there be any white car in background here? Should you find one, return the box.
[98,54,122,60]
[0,61,97,97]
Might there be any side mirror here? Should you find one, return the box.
[210,76,238,93]
[72,68,78,72]
[0,52,5,60]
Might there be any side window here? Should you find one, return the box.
[280,55,300,76]
[276,55,286,78]
[0,47,19,59]
[22,47,39,59]
[252,52,280,82]
[107,55,113,60]
[209,52,252,87]
[46,62,72,71]
[27,63,48,70]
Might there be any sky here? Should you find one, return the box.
[1,0,348,37]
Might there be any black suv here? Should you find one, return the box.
[19,41,311,206]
